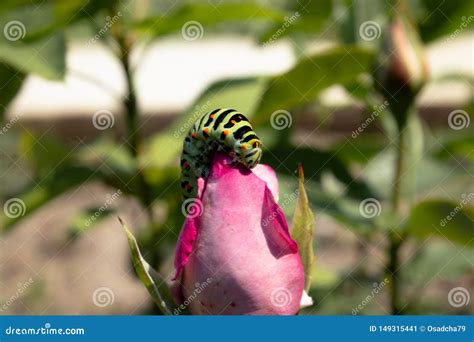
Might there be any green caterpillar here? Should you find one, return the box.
[180,108,262,200]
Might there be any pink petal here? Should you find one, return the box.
[173,216,198,280]
[174,158,279,280]
[252,164,279,202]
[174,153,304,315]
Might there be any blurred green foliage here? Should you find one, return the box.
[0,0,472,315]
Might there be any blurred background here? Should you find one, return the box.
[0,0,472,315]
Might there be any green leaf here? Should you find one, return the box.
[134,1,284,37]
[259,0,332,43]
[278,175,377,237]
[406,199,474,248]
[403,240,474,285]
[119,218,176,314]
[75,138,143,196]
[254,46,374,124]
[343,75,373,101]
[54,1,117,28]
[431,128,474,163]
[291,164,315,292]
[331,132,387,165]
[0,0,34,14]
[337,0,389,45]
[0,1,84,79]
[0,1,57,40]
[365,114,428,203]
[418,0,474,42]
[264,139,387,236]
[0,0,117,40]
[0,32,66,79]
[265,145,374,202]
[19,131,72,177]
[0,62,25,119]
[400,240,474,310]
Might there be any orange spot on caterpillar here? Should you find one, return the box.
[210,114,215,119]
[191,132,197,138]
[240,145,247,151]
[203,127,210,134]
[231,120,236,125]
[223,130,229,136]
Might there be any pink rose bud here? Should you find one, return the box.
[374,7,429,128]
[173,153,305,315]
[386,13,428,92]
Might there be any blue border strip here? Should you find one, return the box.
[0,316,472,342]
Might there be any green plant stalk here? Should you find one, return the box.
[387,125,406,314]
[362,94,407,313]
[112,21,155,223]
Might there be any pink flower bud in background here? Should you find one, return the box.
[374,5,429,128]
[173,153,305,315]
[386,13,429,92]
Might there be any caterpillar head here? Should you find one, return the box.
[237,140,262,169]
